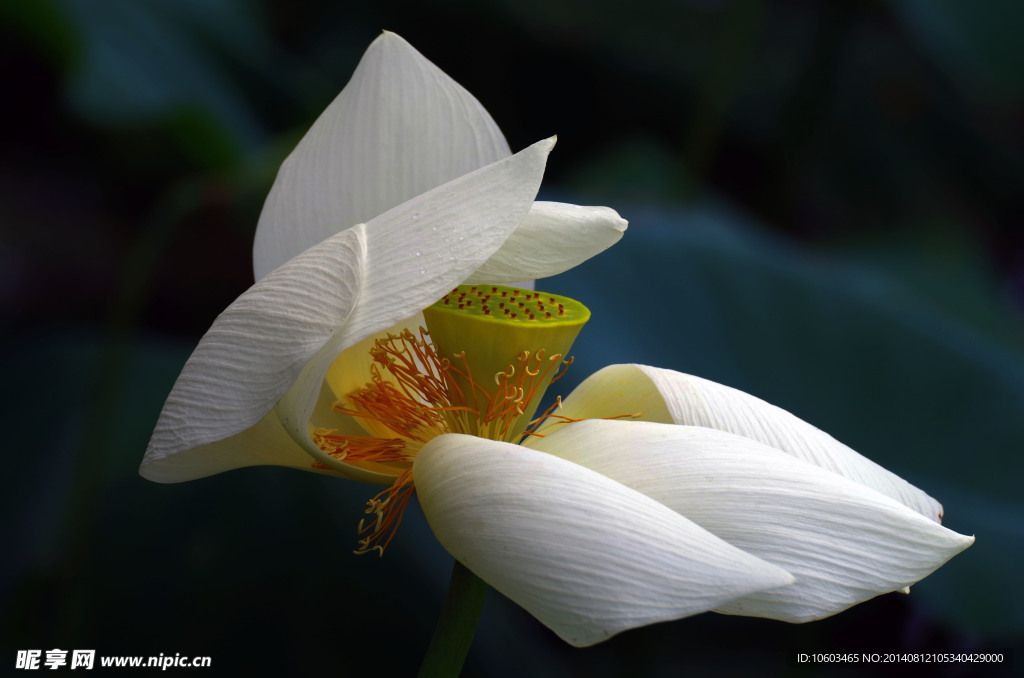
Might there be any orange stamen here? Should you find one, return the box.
[521,397,641,438]
[354,470,416,557]
[311,429,409,469]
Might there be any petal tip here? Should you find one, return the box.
[519,137,556,165]
[374,29,408,47]
[138,458,176,484]
[595,206,628,234]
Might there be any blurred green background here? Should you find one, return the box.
[2,0,1022,675]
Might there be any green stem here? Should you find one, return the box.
[418,560,490,678]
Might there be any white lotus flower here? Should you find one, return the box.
[141,32,624,485]
[141,31,973,649]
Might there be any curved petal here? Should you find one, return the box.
[464,202,627,283]
[141,404,332,483]
[275,139,554,472]
[144,140,553,481]
[547,364,944,522]
[414,434,794,647]
[254,31,512,279]
[534,420,974,622]
[143,224,365,477]
[528,363,674,436]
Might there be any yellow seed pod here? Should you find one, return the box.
[422,284,590,441]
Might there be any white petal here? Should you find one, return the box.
[548,364,945,522]
[141,405,327,483]
[340,138,552,335]
[141,381,393,484]
[534,419,974,622]
[276,140,554,468]
[528,363,674,436]
[414,434,794,646]
[143,140,553,480]
[143,224,365,477]
[464,202,627,283]
[254,31,511,278]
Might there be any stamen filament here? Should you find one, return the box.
[355,470,416,557]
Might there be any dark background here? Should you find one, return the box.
[2,0,1022,675]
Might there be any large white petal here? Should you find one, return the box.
[143,140,553,481]
[545,364,944,522]
[141,405,328,483]
[140,381,392,484]
[414,434,794,647]
[535,420,974,622]
[275,139,554,471]
[143,224,364,479]
[464,202,627,283]
[253,31,512,279]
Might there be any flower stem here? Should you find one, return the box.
[417,560,489,677]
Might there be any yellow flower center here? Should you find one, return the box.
[314,284,590,555]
